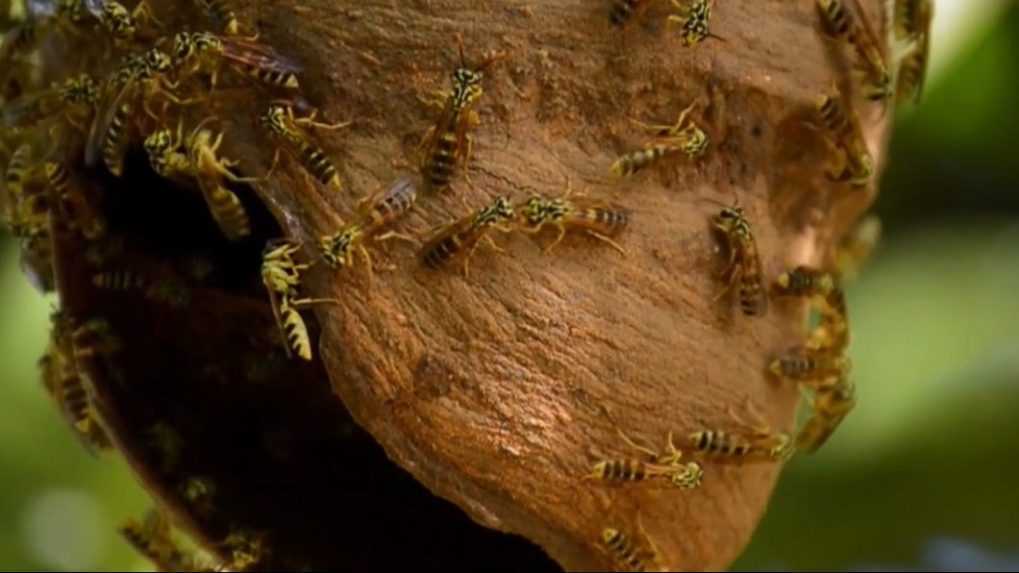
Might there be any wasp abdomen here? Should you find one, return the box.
[611,145,672,177]
[425,131,458,189]
[297,140,339,189]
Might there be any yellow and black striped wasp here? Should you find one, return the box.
[419,36,505,192]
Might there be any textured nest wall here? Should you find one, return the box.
[0,0,918,570]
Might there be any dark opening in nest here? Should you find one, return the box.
[53,146,559,570]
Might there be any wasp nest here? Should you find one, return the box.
[1,0,928,569]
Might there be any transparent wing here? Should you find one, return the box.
[85,78,136,167]
[219,36,303,75]
[1,88,59,128]
[25,0,59,18]
[81,0,107,19]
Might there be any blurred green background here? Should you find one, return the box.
[2,1,1018,570]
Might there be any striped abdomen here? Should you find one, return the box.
[818,0,852,37]
[422,227,467,269]
[45,162,70,195]
[575,207,628,236]
[297,140,340,190]
[817,94,851,140]
[602,529,647,572]
[771,352,817,380]
[822,288,848,324]
[235,61,299,89]
[776,266,834,298]
[592,459,648,482]
[609,0,643,26]
[5,143,32,195]
[896,47,926,101]
[93,270,148,291]
[691,430,751,457]
[611,144,673,177]
[739,273,767,316]
[281,303,312,360]
[424,130,458,190]
[60,373,90,428]
[103,103,132,177]
[203,183,251,241]
[367,177,417,231]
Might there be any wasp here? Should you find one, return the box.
[49,1,156,42]
[836,214,881,280]
[85,0,160,43]
[587,430,703,489]
[609,0,652,27]
[193,0,240,35]
[146,422,184,472]
[261,240,338,360]
[120,510,198,572]
[70,318,124,389]
[690,401,792,461]
[816,0,892,102]
[420,196,515,277]
[711,202,767,317]
[40,319,112,453]
[797,377,856,453]
[894,0,933,41]
[260,102,347,191]
[808,286,850,354]
[4,142,35,215]
[667,0,721,47]
[92,269,148,291]
[319,176,418,278]
[0,22,37,75]
[769,346,851,387]
[773,265,836,299]
[173,30,301,89]
[181,476,216,512]
[85,47,181,176]
[45,161,107,239]
[145,119,272,240]
[772,265,850,354]
[419,37,504,192]
[601,521,659,573]
[189,125,267,241]
[816,88,873,187]
[896,24,931,104]
[222,531,267,571]
[518,180,629,255]
[690,428,791,461]
[611,102,709,177]
[1,73,98,130]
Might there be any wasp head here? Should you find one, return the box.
[144,49,173,74]
[319,226,360,268]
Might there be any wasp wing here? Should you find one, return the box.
[81,0,107,19]
[25,0,59,18]
[418,94,459,170]
[1,88,59,128]
[218,36,303,75]
[847,0,887,63]
[85,73,137,167]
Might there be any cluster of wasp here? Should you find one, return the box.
[588,0,929,569]
[0,0,932,570]
[0,0,333,569]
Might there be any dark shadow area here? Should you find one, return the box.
[53,148,561,571]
